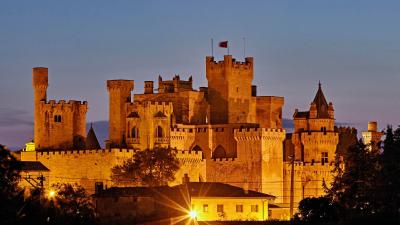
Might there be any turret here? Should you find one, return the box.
[309,102,317,118]
[144,81,154,94]
[362,121,384,151]
[107,80,134,147]
[32,67,48,148]
[328,102,334,119]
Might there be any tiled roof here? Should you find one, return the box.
[94,182,275,199]
[85,125,101,149]
[181,182,275,199]
[293,111,309,119]
[312,83,330,118]
[21,161,50,172]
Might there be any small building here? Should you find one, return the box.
[186,182,275,221]
[18,161,50,192]
[93,182,275,224]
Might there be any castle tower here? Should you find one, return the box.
[107,80,134,147]
[362,121,383,151]
[32,67,49,148]
[287,83,339,206]
[144,81,154,94]
[206,55,254,124]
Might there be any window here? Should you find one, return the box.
[156,126,163,138]
[203,204,208,212]
[321,152,328,165]
[54,115,61,123]
[251,204,258,212]
[217,204,224,213]
[131,126,139,138]
[236,204,243,213]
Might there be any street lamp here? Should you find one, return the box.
[48,190,56,198]
[189,210,197,220]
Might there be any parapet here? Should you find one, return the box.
[206,55,253,71]
[107,79,134,91]
[32,67,48,87]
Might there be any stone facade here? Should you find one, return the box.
[22,54,365,219]
[32,67,87,150]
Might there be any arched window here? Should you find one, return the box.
[131,126,139,138]
[156,126,163,138]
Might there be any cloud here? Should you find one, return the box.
[0,108,33,127]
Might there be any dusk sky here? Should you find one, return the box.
[1,0,399,149]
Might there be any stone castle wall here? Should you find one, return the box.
[21,148,204,194]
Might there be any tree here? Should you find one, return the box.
[50,183,97,225]
[112,147,180,187]
[295,126,400,225]
[293,197,339,225]
[0,144,25,225]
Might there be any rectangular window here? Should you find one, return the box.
[321,152,328,165]
[203,204,208,212]
[236,204,243,213]
[217,204,224,213]
[251,204,258,212]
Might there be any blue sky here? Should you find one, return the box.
[0,0,399,149]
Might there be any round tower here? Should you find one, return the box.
[32,67,48,148]
[362,121,383,151]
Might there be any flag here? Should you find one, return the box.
[219,41,228,48]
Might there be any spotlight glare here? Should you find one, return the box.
[48,190,56,198]
[189,210,197,219]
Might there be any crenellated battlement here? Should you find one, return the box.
[206,55,253,72]
[107,79,134,91]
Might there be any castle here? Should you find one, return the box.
[21,54,378,219]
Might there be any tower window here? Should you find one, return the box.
[131,126,139,138]
[156,126,163,138]
[54,115,62,123]
[251,204,259,212]
[321,152,328,165]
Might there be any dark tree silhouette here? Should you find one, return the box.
[112,147,180,187]
[0,144,24,225]
[295,125,400,225]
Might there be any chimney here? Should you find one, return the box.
[144,81,154,94]
[243,180,249,195]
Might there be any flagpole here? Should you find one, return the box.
[228,41,230,55]
[243,37,245,58]
[211,38,214,57]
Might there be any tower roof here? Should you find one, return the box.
[86,124,101,149]
[311,82,330,118]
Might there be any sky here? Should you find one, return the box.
[0,0,399,149]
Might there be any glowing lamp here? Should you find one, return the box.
[48,190,56,198]
[189,210,197,219]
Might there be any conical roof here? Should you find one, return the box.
[311,82,330,118]
[86,124,101,149]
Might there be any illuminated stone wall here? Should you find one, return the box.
[32,67,88,150]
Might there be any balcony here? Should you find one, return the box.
[155,137,169,144]
[127,138,140,144]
